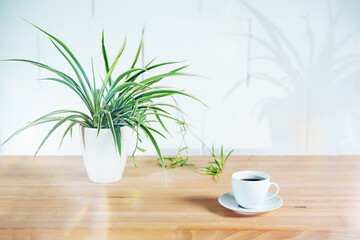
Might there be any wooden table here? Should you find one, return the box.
[0,156,359,239]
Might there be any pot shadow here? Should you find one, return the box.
[182,196,259,218]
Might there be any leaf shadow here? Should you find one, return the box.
[226,0,360,153]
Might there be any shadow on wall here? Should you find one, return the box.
[229,0,360,154]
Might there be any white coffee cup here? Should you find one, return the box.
[232,170,279,209]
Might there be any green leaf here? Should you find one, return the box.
[154,111,169,135]
[110,68,146,90]
[34,114,80,157]
[39,77,92,112]
[49,38,94,104]
[25,20,93,95]
[1,110,91,146]
[106,82,144,103]
[170,64,190,73]
[140,124,167,182]
[147,127,166,139]
[115,127,122,157]
[101,30,112,86]
[59,122,77,149]
[91,58,98,107]
[129,28,144,70]
[98,37,127,105]
[4,58,94,114]
[103,110,118,153]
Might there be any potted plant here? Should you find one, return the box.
[1,22,202,183]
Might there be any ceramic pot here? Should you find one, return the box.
[80,126,130,183]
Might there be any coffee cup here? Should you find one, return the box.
[232,170,279,209]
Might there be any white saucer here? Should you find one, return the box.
[218,192,283,215]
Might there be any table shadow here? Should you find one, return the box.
[182,196,260,218]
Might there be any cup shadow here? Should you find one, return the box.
[182,195,260,218]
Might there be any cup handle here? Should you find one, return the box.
[266,182,279,200]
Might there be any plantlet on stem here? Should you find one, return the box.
[196,145,234,182]
[157,147,195,168]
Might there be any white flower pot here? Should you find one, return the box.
[80,126,130,183]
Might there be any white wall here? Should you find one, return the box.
[1,0,360,156]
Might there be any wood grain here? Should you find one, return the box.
[0,155,359,239]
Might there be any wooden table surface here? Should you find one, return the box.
[0,155,359,240]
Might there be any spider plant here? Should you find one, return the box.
[1,21,203,175]
[197,145,234,182]
[157,147,195,168]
